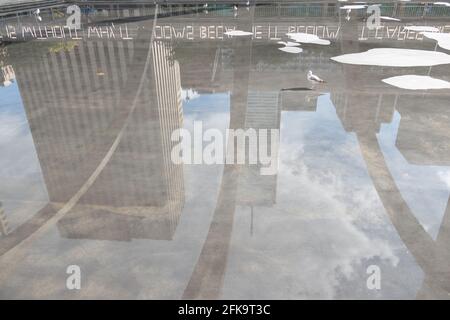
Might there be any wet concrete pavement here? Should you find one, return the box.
[0,2,450,299]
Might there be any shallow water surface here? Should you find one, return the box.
[0,1,450,299]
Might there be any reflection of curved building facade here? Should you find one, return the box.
[13,39,184,241]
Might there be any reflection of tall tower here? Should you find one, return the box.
[237,91,280,208]
[13,39,184,241]
[150,41,184,232]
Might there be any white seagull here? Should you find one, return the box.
[307,70,325,87]
[33,8,42,21]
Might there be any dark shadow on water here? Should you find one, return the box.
[281,87,313,91]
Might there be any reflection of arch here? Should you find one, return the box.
[335,22,450,298]
[357,133,450,299]
[182,163,240,299]
[183,7,255,299]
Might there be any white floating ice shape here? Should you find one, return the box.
[278,46,303,54]
[224,30,253,36]
[434,2,450,7]
[380,16,401,21]
[404,26,440,32]
[286,32,331,45]
[382,75,450,90]
[331,48,450,67]
[339,5,366,9]
[422,32,450,51]
[277,41,301,47]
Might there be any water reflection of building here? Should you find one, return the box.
[237,91,280,208]
[0,65,15,87]
[330,89,450,299]
[333,92,396,135]
[13,39,184,241]
[396,96,450,166]
[2,3,449,297]
[173,29,450,297]
[98,3,450,299]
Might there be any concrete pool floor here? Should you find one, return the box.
[0,2,450,299]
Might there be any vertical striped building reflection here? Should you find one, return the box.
[237,91,280,208]
[13,39,184,241]
[0,65,15,87]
